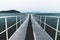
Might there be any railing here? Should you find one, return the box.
[0,14,27,40]
[33,14,60,40]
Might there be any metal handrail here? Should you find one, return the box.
[0,14,27,40]
[33,16,60,32]
[33,15,60,40]
[0,16,26,34]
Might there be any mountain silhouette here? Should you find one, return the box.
[0,10,20,13]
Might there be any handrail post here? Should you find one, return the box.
[44,16,46,30]
[5,17,8,40]
[55,18,59,40]
[16,16,18,30]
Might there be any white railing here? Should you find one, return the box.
[0,14,27,40]
[33,15,60,40]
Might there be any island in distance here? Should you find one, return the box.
[0,10,20,13]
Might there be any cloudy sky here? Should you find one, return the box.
[0,0,60,13]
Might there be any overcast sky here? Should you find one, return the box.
[0,0,60,13]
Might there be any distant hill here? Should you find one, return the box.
[0,10,20,13]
